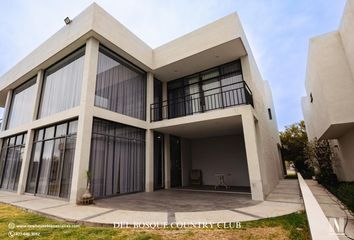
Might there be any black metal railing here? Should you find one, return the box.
[150,81,253,122]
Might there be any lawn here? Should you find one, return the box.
[0,203,310,240]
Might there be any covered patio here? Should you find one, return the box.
[150,108,255,196]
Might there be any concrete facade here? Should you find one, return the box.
[302,0,354,181]
[0,3,282,203]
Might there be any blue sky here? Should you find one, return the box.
[0,0,347,130]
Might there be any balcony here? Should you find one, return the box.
[150,81,253,122]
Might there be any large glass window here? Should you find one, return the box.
[38,48,85,118]
[7,78,36,129]
[167,60,245,119]
[90,118,145,198]
[95,46,147,120]
[0,132,27,191]
[153,79,163,121]
[26,120,77,199]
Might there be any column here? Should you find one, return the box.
[1,90,13,131]
[17,71,44,194]
[164,133,171,189]
[70,37,99,203]
[17,130,34,194]
[242,110,264,201]
[31,70,44,121]
[145,72,154,192]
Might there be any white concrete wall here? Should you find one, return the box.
[336,128,354,181]
[190,134,250,187]
[302,0,354,181]
[339,0,354,78]
[240,54,282,196]
[303,31,354,140]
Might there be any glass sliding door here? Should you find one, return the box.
[165,60,245,118]
[201,68,222,111]
[154,132,164,190]
[153,79,163,121]
[26,120,77,199]
[0,132,26,191]
[170,136,182,188]
[168,80,185,118]
[220,61,244,106]
[89,118,145,198]
[184,75,201,115]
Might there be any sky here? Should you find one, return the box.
[0,0,347,130]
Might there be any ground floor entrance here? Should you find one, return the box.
[166,133,251,194]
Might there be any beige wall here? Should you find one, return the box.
[336,129,354,181]
[302,0,354,181]
[303,31,354,140]
[190,134,250,187]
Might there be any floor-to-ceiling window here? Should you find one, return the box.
[95,46,147,120]
[38,47,85,118]
[0,132,27,191]
[152,79,163,121]
[89,118,145,198]
[26,120,77,199]
[6,78,36,129]
[154,132,164,190]
[167,60,245,119]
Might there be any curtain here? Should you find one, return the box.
[168,79,185,118]
[7,78,36,129]
[167,60,244,117]
[220,61,245,106]
[89,118,145,198]
[0,133,26,191]
[95,48,147,120]
[38,48,85,118]
[25,120,77,198]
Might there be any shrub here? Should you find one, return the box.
[305,138,337,186]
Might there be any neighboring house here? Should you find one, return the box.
[302,0,354,181]
[0,3,283,203]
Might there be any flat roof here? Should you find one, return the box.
[0,3,249,105]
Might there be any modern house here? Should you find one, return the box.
[0,3,283,204]
[302,0,354,181]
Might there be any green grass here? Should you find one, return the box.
[241,211,309,240]
[285,174,298,179]
[326,182,354,213]
[0,203,310,240]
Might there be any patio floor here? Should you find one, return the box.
[0,179,303,225]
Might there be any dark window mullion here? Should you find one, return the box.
[57,136,67,197]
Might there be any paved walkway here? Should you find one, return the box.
[306,180,354,240]
[0,179,303,226]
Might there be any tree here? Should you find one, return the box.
[279,121,314,178]
[305,139,337,186]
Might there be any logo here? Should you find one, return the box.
[8,222,15,229]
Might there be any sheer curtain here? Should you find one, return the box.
[0,133,26,191]
[90,118,145,198]
[95,47,147,120]
[38,48,85,118]
[7,78,36,129]
[25,120,77,199]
